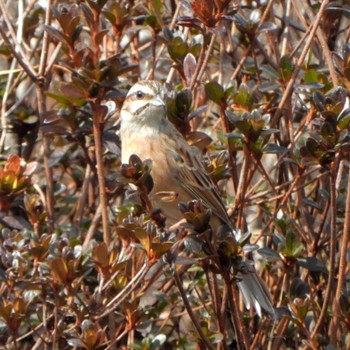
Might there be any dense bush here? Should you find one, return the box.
[0,0,349,349]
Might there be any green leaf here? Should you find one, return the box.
[304,68,318,83]
[168,37,188,63]
[337,108,350,129]
[279,55,294,82]
[284,232,304,258]
[233,84,252,107]
[205,82,225,105]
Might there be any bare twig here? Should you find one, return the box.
[95,262,149,319]
[271,0,331,127]
[0,25,37,81]
[329,162,349,340]
[35,0,55,232]
[173,269,216,350]
[303,1,340,87]
[230,0,275,81]
[311,159,338,339]
[92,103,111,245]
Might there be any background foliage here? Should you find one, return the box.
[0,0,350,349]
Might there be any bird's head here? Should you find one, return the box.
[121,80,166,125]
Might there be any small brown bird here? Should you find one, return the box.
[120,80,274,317]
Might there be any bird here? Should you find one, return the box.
[120,80,274,317]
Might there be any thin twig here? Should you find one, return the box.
[311,159,338,339]
[148,1,182,81]
[0,25,37,81]
[271,0,331,127]
[92,102,111,245]
[95,262,149,319]
[0,59,17,152]
[35,0,55,232]
[303,1,340,87]
[230,0,275,81]
[195,33,217,86]
[329,162,349,340]
[173,269,216,350]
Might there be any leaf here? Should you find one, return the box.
[306,138,326,159]
[304,68,318,83]
[302,198,323,211]
[5,155,21,174]
[279,55,294,82]
[151,242,173,257]
[168,37,188,63]
[44,25,68,45]
[67,339,86,347]
[337,107,350,129]
[258,247,282,262]
[50,258,69,284]
[259,22,278,33]
[60,83,86,99]
[81,2,94,28]
[134,228,151,254]
[0,215,31,230]
[297,257,326,272]
[92,243,109,268]
[205,82,225,105]
[312,91,326,111]
[95,29,109,45]
[258,81,280,93]
[284,232,304,258]
[183,53,196,86]
[262,143,288,154]
[290,278,310,299]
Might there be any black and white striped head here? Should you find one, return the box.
[121,80,166,124]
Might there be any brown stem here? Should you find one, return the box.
[227,281,250,350]
[303,2,340,87]
[196,33,217,84]
[271,0,331,127]
[270,317,289,350]
[220,108,239,192]
[329,162,350,342]
[92,103,111,245]
[0,25,37,82]
[311,159,337,339]
[189,34,208,90]
[35,0,55,232]
[230,0,275,81]
[173,269,216,350]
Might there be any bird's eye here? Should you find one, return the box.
[136,90,145,99]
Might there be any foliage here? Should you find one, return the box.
[0,0,350,349]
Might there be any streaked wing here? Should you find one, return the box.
[169,141,231,225]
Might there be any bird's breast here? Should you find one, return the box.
[121,128,191,224]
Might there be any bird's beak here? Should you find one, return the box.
[151,95,166,108]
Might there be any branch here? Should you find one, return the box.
[329,161,349,340]
[173,269,216,350]
[271,0,331,127]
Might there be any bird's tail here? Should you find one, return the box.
[237,262,275,318]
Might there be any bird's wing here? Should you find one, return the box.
[168,139,231,225]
